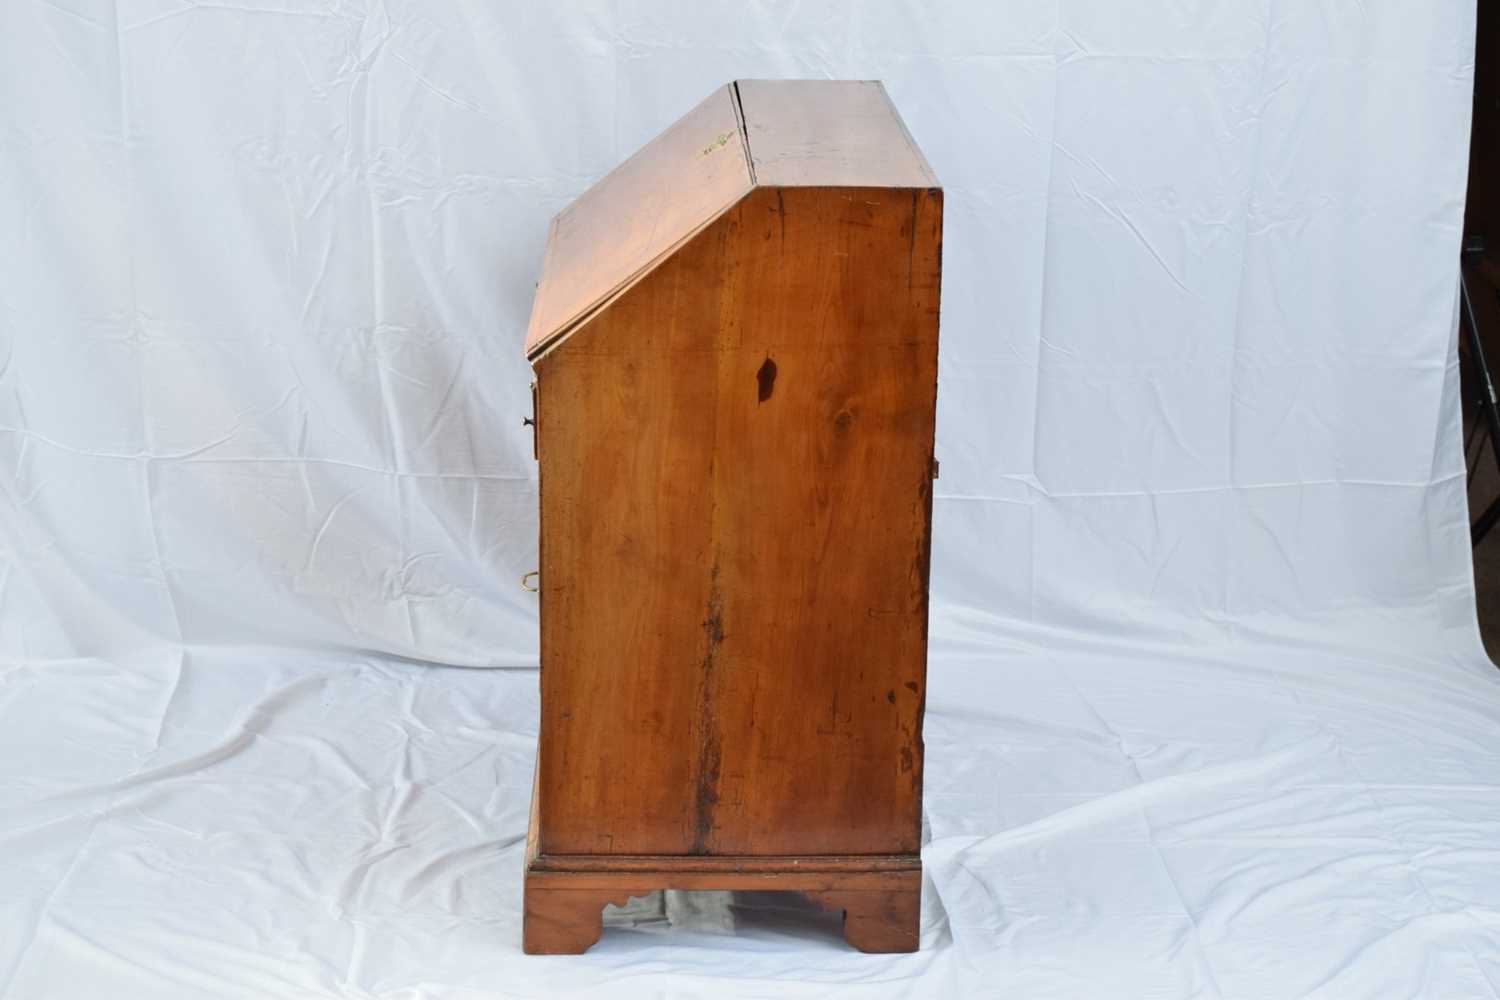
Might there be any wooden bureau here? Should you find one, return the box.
[522,79,942,954]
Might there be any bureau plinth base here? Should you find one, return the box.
[522,850,922,955]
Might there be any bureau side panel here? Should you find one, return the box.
[702,186,941,854]
[534,223,730,855]
[536,185,942,856]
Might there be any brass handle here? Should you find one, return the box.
[521,570,539,592]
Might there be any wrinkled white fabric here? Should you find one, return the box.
[1,1,1496,997]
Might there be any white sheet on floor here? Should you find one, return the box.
[1,2,1496,997]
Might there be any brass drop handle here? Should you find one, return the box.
[521,570,540,592]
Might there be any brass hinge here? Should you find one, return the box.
[526,380,538,460]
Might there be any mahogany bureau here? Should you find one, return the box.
[522,79,942,954]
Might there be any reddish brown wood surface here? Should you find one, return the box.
[524,79,941,955]
[522,781,923,954]
[806,888,921,953]
[737,79,938,188]
[525,80,938,359]
[522,850,921,955]
[522,885,641,955]
[534,182,941,857]
[522,878,919,955]
[522,771,923,954]
[524,85,753,358]
[529,854,921,875]
[525,865,920,894]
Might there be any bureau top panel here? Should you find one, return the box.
[524,80,938,359]
[737,79,937,189]
[524,85,754,358]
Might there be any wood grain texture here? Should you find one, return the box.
[534,183,942,857]
[526,80,940,359]
[529,854,921,874]
[524,79,941,955]
[522,855,921,953]
[737,80,938,188]
[525,865,919,895]
[522,886,645,955]
[524,85,753,357]
[806,888,921,953]
[523,771,922,954]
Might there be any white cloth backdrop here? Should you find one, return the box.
[2,1,1496,997]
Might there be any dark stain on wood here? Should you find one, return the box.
[914,473,934,638]
[756,356,777,403]
[907,189,919,290]
[692,567,725,854]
